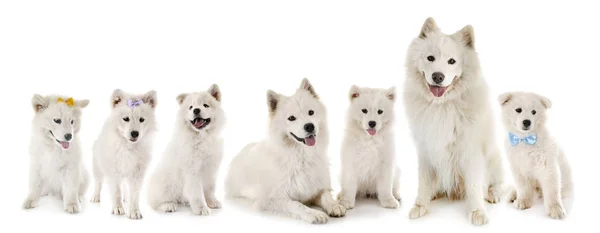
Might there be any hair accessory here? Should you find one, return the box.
[128,99,144,108]
[57,97,75,107]
[509,132,537,146]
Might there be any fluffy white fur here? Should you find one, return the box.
[338,86,401,209]
[23,94,90,213]
[225,78,346,224]
[91,89,158,219]
[498,92,572,219]
[147,84,225,215]
[403,18,504,225]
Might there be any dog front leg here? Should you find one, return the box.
[511,169,535,210]
[540,163,566,219]
[107,178,124,215]
[23,165,42,209]
[124,175,143,219]
[463,156,488,226]
[259,198,330,224]
[338,171,357,210]
[313,190,346,217]
[61,167,81,214]
[409,157,437,219]
[184,175,210,215]
[376,160,399,208]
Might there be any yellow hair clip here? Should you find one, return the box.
[57,97,75,107]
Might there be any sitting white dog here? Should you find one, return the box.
[91,89,157,219]
[23,95,90,213]
[498,92,573,219]
[338,85,401,209]
[147,84,225,216]
[225,78,346,224]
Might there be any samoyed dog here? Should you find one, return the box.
[225,78,346,224]
[23,95,90,213]
[147,84,225,215]
[338,85,401,209]
[403,18,505,225]
[91,89,157,219]
[498,92,572,219]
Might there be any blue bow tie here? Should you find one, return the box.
[509,132,537,146]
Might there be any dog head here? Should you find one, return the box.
[498,92,552,133]
[347,85,396,136]
[267,78,326,147]
[407,17,476,98]
[31,94,89,150]
[176,84,224,134]
[110,89,157,143]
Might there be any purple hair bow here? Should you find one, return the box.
[128,99,144,108]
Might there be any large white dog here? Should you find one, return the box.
[91,89,157,219]
[498,92,572,219]
[147,84,225,216]
[338,85,401,209]
[23,95,90,214]
[403,18,504,225]
[225,78,346,224]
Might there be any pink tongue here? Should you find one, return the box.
[60,141,70,149]
[304,136,316,146]
[193,119,205,128]
[367,129,377,136]
[429,86,447,97]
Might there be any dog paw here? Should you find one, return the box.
[157,203,177,213]
[513,199,532,210]
[485,188,501,204]
[469,209,489,226]
[325,203,346,217]
[302,211,329,224]
[379,198,399,209]
[192,206,211,216]
[112,206,125,215]
[207,199,222,209]
[128,209,143,219]
[507,189,517,203]
[90,195,100,203]
[64,203,80,214]
[546,204,566,219]
[338,199,355,210]
[23,199,38,209]
[408,205,428,219]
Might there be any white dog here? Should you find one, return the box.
[338,85,401,209]
[225,78,346,224]
[23,95,90,213]
[403,17,505,225]
[91,89,157,219]
[498,92,573,219]
[147,84,225,215]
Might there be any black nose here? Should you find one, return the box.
[131,131,139,138]
[523,120,531,127]
[432,72,445,84]
[193,108,201,115]
[64,134,72,141]
[304,123,315,133]
[368,121,377,128]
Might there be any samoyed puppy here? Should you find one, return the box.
[147,84,225,216]
[91,89,157,219]
[338,85,401,209]
[498,92,572,219]
[403,17,505,225]
[225,78,346,224]
[23,95,90,213]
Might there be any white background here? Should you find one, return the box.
[1,0,598,232]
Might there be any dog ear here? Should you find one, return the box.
[498,92,513,106]
[299,78,318,99]
[32,94,47,113]
[385,86,396,101]
[349,85,360,100]
[267,90,280,115]
[419,17,440,39]
[142,90,157,108]
[112,89,124,108]
[208,84,221,102]
[176,93,187,105]
[537,94,552,109]
[77,99,90,108]
[452,25,475,49]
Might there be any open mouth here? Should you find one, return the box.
[429,85,447,97]
[191,117,211,130]
[129,138,138,142]
[290,132,317,147]
[367,128,377,136]
[49,131,70,149]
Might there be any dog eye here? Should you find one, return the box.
[204,104,209,108]
[362,109,368,114]
[189,106,193,110]
[308,110,314,116]
[71,120,74,125]
[531,110,536,115]
[54,119,61,124]
[515,108,522,113]
[378,109,383,115]
[288,116,296,121]
[139,117,145,123]
[448,58,456,65]
[427,56,435,62]
[123,117,130,122]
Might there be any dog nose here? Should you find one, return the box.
[131,131,139,138]
[368,121,377,128]
[523,120,531,127]
[432,72,445,84]
[193,108,201,115]
[304,123,315,133]
[64,134,72,141]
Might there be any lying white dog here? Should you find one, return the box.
[338,85,401,209]
[225,78,346,224]
[91,89,157,219]
[23,95,89,213]
[498,92,573,219]
[147,84,225,215]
